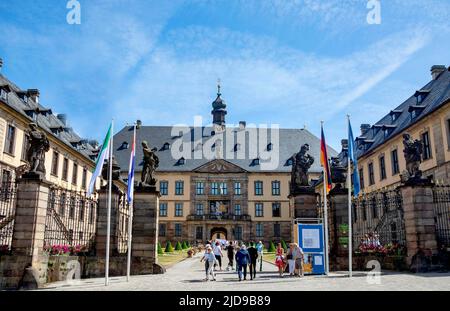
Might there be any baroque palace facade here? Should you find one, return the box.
[114,86,337,245]
[344,65,450,193]
[0,62,99,190]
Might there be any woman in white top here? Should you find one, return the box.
[213,241,223,271]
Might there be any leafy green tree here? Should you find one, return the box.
[165,241,174,253]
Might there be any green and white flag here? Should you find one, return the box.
[87,123,112,196]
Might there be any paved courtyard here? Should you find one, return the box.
[40,254,450,291]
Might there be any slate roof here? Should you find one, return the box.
[350,66,450,160]
[0,74,97,162]
[113,125,338,173]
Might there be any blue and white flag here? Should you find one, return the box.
[348,119,360,196]
[127,125,136,204]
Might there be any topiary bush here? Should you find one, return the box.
[157,242,164,255]
[165,241,174,253]
[182,241,188,249]
[281,239,288,250]
[268,241,276,252]
[175,241,183,251]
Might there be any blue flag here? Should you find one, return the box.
[348,119,360,196]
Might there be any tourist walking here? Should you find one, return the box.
[293,243,304,277]
[200,245,217,281]
[275,243,285,277]
[247,242,258,280]
[286,243,295,276]
[226,241,235,271]
[213,241,223,270]
[256,241,264,271]
[235,244,251,281]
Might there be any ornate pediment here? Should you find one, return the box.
[193,159,247,173]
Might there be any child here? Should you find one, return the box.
[200,245,217,281]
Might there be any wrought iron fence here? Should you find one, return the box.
[352,189,405,247]
[432,185,450,248]
[117,193,130,254]
[0,181,17,251]
[44,187,98,250]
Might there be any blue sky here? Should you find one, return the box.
[0,0,449,150]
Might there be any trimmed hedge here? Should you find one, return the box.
[182,241,188,249]
[157,242,164,255]
[281,240,288,250]
[165,241,174,253]
[175,241,183,251]
[268,241,276,252]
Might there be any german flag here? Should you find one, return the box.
[321,123,332,193]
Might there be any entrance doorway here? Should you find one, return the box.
[211,227,227,240]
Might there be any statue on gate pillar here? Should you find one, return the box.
[290,144,315,194]
[400,133,432,185]
[24,122,50,177]
[140,140,159,187]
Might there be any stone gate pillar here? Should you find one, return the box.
[289,188,318,242]
[95,186,122,257]
[400,184,438,267]
[131,185,164,274]
[1,174,50,289]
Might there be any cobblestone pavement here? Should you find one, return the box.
[40,254,450,291]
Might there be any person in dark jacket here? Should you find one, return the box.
[247,242,258,280]
[235,245,251,281]
[226,241,235,271]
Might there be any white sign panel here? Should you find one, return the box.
[301,228,320,249]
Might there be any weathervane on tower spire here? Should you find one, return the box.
[217,78,221,96]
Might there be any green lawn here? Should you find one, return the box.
[262,252,276,264]
[157,250,188,268]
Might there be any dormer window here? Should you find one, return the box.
[162,142,170,151]
[120,141,129,150]
[0,88,7,101]
[286,157,293,166]
[177,157,185,165]
[267,143,273,151]
[234,143,241,152]
[252,158,260,166]
[390,110,402,122]
[211,130,215,136]
[414,89,430,104]
[409,105,425,120]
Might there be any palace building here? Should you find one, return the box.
[0,60,99,190]
[345,65,450,194]
[114,84,337,244]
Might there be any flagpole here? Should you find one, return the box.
[105,119,114,286]
[321,121,330,276]
[126,124,136,282]
[347,115,353,278]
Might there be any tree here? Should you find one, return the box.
[175,241,183,251]
[268,241,276,252]
[165,241,174,253]
[182,241,188,249]
[157,242,164,255]
[281,240,288,250]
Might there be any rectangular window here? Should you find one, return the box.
[21,134,29,161]
[72,163,78,185]
[256,223,264,237]
[219,182,227,195]
[255,203,264,217]
[379,156,386,180]
[195,182,204,195]
[1,169,11,184]
[368,163,375,186]
[196,203,204,216]
[159,224,166,237]
[79,200,85,222]
[4,125,16,155]
[272,202,281,217]
[234,204,241,216]
[211,182,219,195]
[254,181,263,196]
[234,226,242,240]
[62,158,69,181]
[69,197,75,219]
[391,149,400,175]
[175,203,183,217]
[51,152,59,176]
[274,223,281,237]
[59,194,66,216]
[89,203,95,224]
[82,168,87,189]
[422,131,432,160]
[234,182,241,195]
[359,168,365,189]
[175,223,182,237]
[159,203,168,217]
[159,181,168,195]
[272,181,280,196]
[195,226,203,240]
[175,181,184,195]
